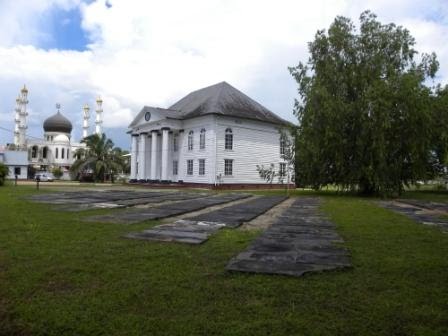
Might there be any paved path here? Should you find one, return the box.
[226,197,351,277]
[86,193,251,224]
[378,200,448,231]
[125,196,288,244]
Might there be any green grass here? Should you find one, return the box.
[1,186,447,336]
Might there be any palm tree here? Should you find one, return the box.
[70,133,124,182]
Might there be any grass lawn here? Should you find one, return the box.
[0,185,447,336]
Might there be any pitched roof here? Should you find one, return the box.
[169,81,290,125]
[128,106,183,128]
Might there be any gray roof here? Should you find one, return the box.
[43,111,73,133]
[169,81,290,125]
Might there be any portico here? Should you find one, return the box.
[130,126,180,182]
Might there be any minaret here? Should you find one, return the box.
[13,95,21,147]
[95,96,103,135]
[15,85,29,149]
[82,103,90,138]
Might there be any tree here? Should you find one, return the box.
[51,167,63,179]
[289,11,439,196]
[431,85,448,180]
[70,133,125,182]
[0,163,9,186]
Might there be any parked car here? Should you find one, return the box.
[34,173,54,182]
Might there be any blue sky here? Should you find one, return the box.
[42,6,89,51]
[0,0,447,150]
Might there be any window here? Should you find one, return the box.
[199,159,205,175]
[187,159,193,175]
[279,163,286,177]
[61,148,65,159]
[67,149,69,159]
[55,147,59,159]
[14,167,21,176]
[173,134,178,152]
[31,146,38,159]
[173,160,178,175]
[224,159,233,176]
[225,128,233,150]
[200,129,206,149]
[42,147,48,159]
[280,135,286,155]
[188,131,194,151]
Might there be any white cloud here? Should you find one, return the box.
[0,0,447,148]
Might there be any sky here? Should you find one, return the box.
[0,0,447,150]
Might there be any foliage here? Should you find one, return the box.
[431,85,448,180]
[0,162,8,186]
[289,11,439,196]
[51,167,63,179]
[70,133,126,182]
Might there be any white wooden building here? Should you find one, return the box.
[128,82,292,187]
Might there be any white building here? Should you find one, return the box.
[128,82,292,187]
[0,146,28,179]
[4,85,104,179]
[26,105,85,179]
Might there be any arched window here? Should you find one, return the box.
[62,148,66,159]
[173,134,178,152]
[42,147,48,159]
[31,146,38,158]
[225,128,233,150]
[55,147,59,159]
[188,131,194,151]
[200,129,206,149]
[67,149,69,159]
[280,135,286,155]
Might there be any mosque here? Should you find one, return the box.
[0,85,104,180]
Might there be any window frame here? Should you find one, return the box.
[187,159,193,175]
[199,129,206,150]
[188,131,194,151]
[173,160,178,175]
[225,128,233,150]
[224,159,233,176]
[173,134,178,152]
[199,159,205,175]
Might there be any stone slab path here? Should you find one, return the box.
[27,190,209,211]
[226,197,351,277]
[125,196,288,244]
[86,193,251,224]
[378,200,448,231]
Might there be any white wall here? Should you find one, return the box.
[215,116,285,184]
[178,115,216,183]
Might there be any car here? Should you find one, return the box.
[34,173,54,182]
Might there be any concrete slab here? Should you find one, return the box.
[226,197,351,277]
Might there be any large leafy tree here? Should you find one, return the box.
[71,133,126,182]
[432,85,448,179]
[289,11,439,195]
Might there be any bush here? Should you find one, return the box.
[0,163,9,186]
[52,167,63,179]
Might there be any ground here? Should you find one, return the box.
[0,183,447,336]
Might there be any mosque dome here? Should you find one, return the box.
[43,111,72,133]
[53,134,70,143]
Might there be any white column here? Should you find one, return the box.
[130,134,138,180]
[150,130,158,180]
[138,133,147,180]
[161,128,170,181]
